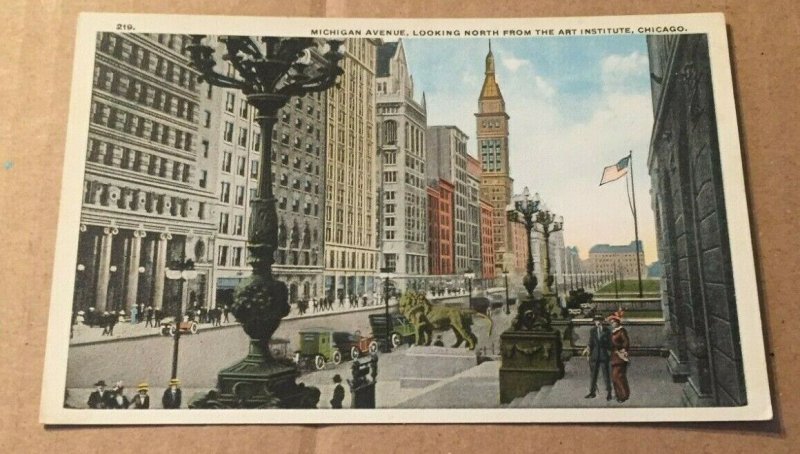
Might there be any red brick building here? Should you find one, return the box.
[427,178,455,275]
[480,198,495,279]
[511,220,529,274]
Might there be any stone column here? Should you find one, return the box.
[152,232,172,310]
[125,230,146,312]
[94,227,118,312]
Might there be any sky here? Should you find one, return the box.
[398,36,657,263]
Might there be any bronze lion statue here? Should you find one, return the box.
[399,291,492,350]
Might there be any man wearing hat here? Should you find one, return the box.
[162,378,182,409]
[329,375,345,409]
[131,383,150,409]
[582,314,612,400]
[87,380,110,409]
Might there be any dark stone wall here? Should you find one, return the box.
[647,35,746,406]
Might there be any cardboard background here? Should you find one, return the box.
[0,0,796,451]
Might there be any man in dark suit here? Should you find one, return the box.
[87,380,110,409]
[583,315,612,400]
[162,378,182,409]
[131,383,150,409]
[330,374,345,409]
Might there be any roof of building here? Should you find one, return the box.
[479,44,503,100]
[376,41,400,77]
[589,241,644,254]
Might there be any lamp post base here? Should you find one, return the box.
[499,329,564,404]
[191,340,320,409]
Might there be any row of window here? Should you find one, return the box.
[94,64,198,124]
[326,249,377,271]
[82,180,207,220]
[221,152,260,179]
[98,34,196,92]
[87,139,193,185]
[91,101,194,153]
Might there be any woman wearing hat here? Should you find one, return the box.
[131,383,150,409]
[107,381,130,409]
[607,310,631,403]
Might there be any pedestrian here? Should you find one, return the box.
[101,311,111,336]
[87,380,110,409]
[154,308,164,326]
[608,310,631,403]
[223,305,230,323]
[582,314,612,400]
[130,304,138,324]
[107,381,130,409]
[145,306,154,328]
[329,374,345,409]
[162,378,182,409]
[108,311,118,336]
[131,383,150,409]
[87,307,97,327]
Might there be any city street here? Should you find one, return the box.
[65,295,508,408]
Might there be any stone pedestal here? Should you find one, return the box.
[499,329,563,404]
[215,340,320,408]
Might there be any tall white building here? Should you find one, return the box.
[376,40,428,288]
[426,125,470,275]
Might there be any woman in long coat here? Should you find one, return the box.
[608,312,630,402]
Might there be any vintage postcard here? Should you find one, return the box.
[40,12,771,424]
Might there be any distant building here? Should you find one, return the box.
[466,155,483,277]
[427,178,455,275]
[376,40,428,288]
[588,241,646,279]
[647,261,663,278]
[479,199,496,280]
[324,38,380,301]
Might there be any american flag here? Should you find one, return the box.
[599,156,630,185]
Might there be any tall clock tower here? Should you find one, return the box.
[476,42,514,272]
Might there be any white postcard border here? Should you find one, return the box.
[40,12,772,424]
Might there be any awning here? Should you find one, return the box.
[217,277,243,289]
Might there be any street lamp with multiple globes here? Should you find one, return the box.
[534,205,564,296]
[187,35,345,408]
[164,259,198,380]
[502,268,510,315]
[464,270,476,309]
[379,267,395,353]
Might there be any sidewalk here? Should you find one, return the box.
[70,297,399,347]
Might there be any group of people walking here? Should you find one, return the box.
[582,310,631,403]
[86,378,183,409]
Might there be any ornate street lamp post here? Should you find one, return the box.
[502,268,510,315]
[534,205,563,296]
[379,267,395,353]
[500,187,564,403]
[164,259,198,380]
[187,35,345,408]
[464,270,475,309]
[506,187,541,301]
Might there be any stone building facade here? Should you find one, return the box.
[427,178,455,276]
[475,43,515,275]
[76,33,218,316]
[201,37,327,309]
[647,34,746,406]
[376,40,428,288]
[466,155,484,278]
[479,199,496,280]
[323,38,380,302]
[587,241,646,279]
[426,125,470,274]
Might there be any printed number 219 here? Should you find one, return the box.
[116,24,135,31]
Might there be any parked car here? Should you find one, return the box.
[295,328,340,370]
[333,330,378,360]
[368,313,416,348]
[159,317,198,336]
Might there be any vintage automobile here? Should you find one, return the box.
[270,337,291,359]
[294,328,343,370]
[333,330,379,361]
[469,293,507,315]
[294,329,379,370]
[368,313,416,348]
[159,317,199,336]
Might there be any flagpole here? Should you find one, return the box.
[628,150,644,298]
